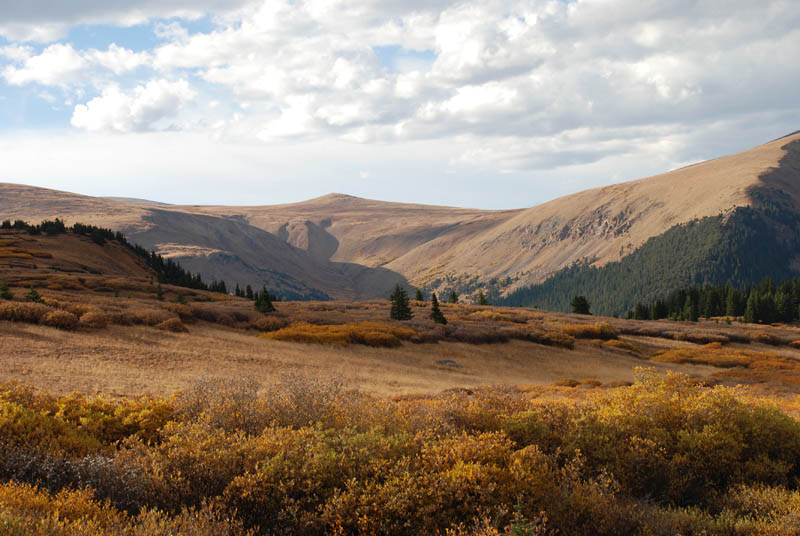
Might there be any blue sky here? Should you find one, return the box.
[0,0,799,209]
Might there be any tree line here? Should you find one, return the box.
[625,277,800,324]
[2,219,238,296]
[499,206,800,316]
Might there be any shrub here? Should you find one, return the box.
[250,315,289,332]
[129,308,173,326]
[603,339,640,353]
[155,317,189,333]
[40,310,79,330]
[79,311,108,329]
[0,301,51,323]
[562,322,618,340]
[553,378,579,387]
[263,322,416,347]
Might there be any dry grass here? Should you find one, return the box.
[651,342,800,387]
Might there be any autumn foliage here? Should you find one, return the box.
[2,373,800,535]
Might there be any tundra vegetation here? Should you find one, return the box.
[3,372,800,535]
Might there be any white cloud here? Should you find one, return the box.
[0,0,251,42]
[1,0,800,206]
[2,43,149,88]
[71,79,196,132]
[3,44,87,87]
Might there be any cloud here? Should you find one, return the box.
[1,0,800,203]
[70,79,196,132]
[0,0,251,42]
[3,44,87,86]
[2,43,149,87]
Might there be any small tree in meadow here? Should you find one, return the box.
[448,290,458,304]
[390,285,413,320]
[415,289,424,302]
[25,287,43,303]
[0,280,12,300]
[477,291,489,306]
[255,286,276,313]
[571,295,590,315]
[430,293,447,325]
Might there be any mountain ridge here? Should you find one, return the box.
[1,131,799,301]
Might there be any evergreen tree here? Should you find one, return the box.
[744,292,758,323]
[570,295,591,315]
[775,290,793,322]
[633,302,650,320]
[255,286,276,313]
[0,280,12,300]
[448,290,458,304]
[245,285,254,300]
[390,284,413,320]
[415,289,424,302]
[682,294,699,322]
[430,293,447,325]
[25,287,43,303]
[477,291,489,306]
[726,289,742,317]
[156,284,164,301]
[235,283,242,298]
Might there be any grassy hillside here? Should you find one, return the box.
[500,205,800,316]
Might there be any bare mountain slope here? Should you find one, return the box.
[1,131,798,299]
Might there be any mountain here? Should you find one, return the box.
[1,131,799,304]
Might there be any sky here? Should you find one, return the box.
[0,0,798,209]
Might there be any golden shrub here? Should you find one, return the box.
[0,301,51,323]
[155,317,188,333]
[250,315,290,332]
[262,321,417,347]
[79,310,108,329]
[562,322,618,340]
[40,309,79,330]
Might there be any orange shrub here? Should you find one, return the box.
[41,309,79,330]
[129,308,173,326]
[156,317,189,333]
[262,321,417,347]
[562,322,618,340]
[250,315,289,332]
[603,339,640,353]
[0,301,51,323]
[79,311,108,329]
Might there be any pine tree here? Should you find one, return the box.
[477,291,489,306]
[255,286,276,313]
[390,284,413,320]
[415,289,424,302]
[430,292,447,325]
[0,280,12,300]
[448,290,458,304]
[156,284,164,301]
[245,285,254,300]
[744,292,758,323]
[570,295,590,315]
[235,283,242,298]
[25,287,43,303]
[682,294,698,322]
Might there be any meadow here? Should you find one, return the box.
[6,229,800,533]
